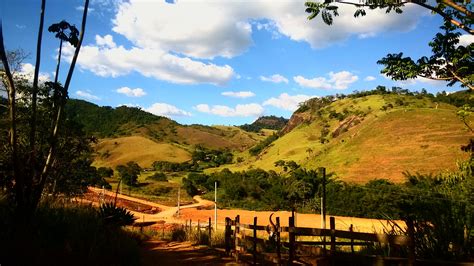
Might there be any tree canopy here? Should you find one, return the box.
[305,0,474,35]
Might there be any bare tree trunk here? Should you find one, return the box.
[0,22,22,213]
[26,0,46,218]
[35,0,89,208]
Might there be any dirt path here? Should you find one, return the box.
[140,241,239,266]
[87,187,403,233]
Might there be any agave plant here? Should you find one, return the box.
[98,202,136,227]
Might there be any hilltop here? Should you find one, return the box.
[239,115,288,132]
[65,100,268,168]
[215,89,473,183]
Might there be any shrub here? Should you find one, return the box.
[146,172,168,182]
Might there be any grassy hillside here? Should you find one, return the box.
[94,136,191,168]
[214,94,472,183]
[65,99,268,166]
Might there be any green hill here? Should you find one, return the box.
[214,91,473,183]
[239,115,288,132]
[64,99,266,168]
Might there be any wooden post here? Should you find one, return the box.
[215,181,218,231]
[406,218,416,266]
[330,217,336,255]
[209,217,212,246]
[276,216,282,266]
[225,217,232,255]
[198,220,200,233]
[177,187,180,217]
[320,167,327,255]
[349,224,354,254]
[253,217,257,265]
[235,215,240,262]
[288,215,295,265]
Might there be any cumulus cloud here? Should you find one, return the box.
[95,34,116,48]
[294,71,358,90]
[221,91,256,98]
[17,63,50,83]
[145,103,192,117]
[65,0,425,85]
[263,93,315,111]
[76,90,101,100]
[364,76,376,81]
[112,0,426,55]
[458,34,474,47]
[195,103,264,117]
[116,86,146,97]
[62,41,234,86]
[260,74,289,84]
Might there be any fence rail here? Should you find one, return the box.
[224,213,416,265]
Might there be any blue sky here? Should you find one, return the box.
[2,0,472,125]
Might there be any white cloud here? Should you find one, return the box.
[116,86,146,97]
[221,91,256,98]
[263,93,314,111]
[260,74,289,84]
[111,0,426,57]
[364,76,376,81]
[195,103,264,117]
[294,71,358,90]
[62,41,234,86]
[95,34,116,48]
[76,90,101,100]
[67,1,425,85]
[17,63,50,83]
[145,103,192,117]
[458,34,474,47]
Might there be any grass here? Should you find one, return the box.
[211,95,472,183]
[94,135,191,168]
[107,171,194,206]
[0,197,141,265]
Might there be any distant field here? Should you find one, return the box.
[94,136,191,168]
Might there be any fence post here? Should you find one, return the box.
[276,216,281,266]
[288,215,295,266]
[330,217,336,255]
[406,218,416,266]
[235,215,240,262]
[209,217,212,246]
[253,217,257,265]
[349,224,354,254]
[225,217,231,255]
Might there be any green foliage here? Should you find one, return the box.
[249,133,279,156]
[191,145,233,166]
[0,200,140,265]
[116,161,141,186]
[152,160,195,172]
[239,115,288,132]
[98,202,136,227]
[48,20,79,47]
[378,22,473,90]
[97,166,114,178]
[64,99,165,137]
[146,172,168,182]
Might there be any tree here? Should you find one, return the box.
[305,0,473,35]
[378,22,473,90]
[0,0,90,220]
[116,161,141,187]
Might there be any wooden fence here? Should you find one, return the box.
[224,213,416,265]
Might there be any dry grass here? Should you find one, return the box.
[94,136,191,168]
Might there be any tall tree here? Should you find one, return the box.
[0,0,90,220]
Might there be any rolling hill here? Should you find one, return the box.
[64,99,268,168]
[214,92,473,183]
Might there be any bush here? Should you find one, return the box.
[146,172,168,182]
[0,199,140,265]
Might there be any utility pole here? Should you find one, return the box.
[177,187,181,217]
[320,167,326,230]
[214,181,217,231]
